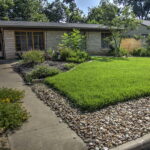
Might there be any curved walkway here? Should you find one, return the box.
[0,61,87,150]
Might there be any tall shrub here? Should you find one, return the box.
[59,29,86,50]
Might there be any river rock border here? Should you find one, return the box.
[32,83,150,150]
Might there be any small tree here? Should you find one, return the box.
[59,29,86,50]
[88,3,140,56]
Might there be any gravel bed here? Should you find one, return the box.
[32,83,150,150]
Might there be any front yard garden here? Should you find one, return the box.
[13,30,150,150]
[45,56,150,110]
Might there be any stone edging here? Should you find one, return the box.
[111,134,150,150]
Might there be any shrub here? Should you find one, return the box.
[119,48,129,57]
[22,50,45,65]
[131,48,150,57]
[0,88,24,103]
[26,65,60,82]
[63,63,77,70]
[67,50,90,63]
[59,47,75,61]
[0,103,28,130]
[59,29,86,51]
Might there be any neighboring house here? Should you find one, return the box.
[126,20,150,37]
[0,21,111,59]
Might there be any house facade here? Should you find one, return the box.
[0,21,111,59]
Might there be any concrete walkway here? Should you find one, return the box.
[0,61,87,150]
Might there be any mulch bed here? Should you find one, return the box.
[13,61,150,150]
[32,83,150,150]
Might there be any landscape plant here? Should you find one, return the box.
[59,29,86,51]
[0,88,24,103]
[22,50,45,65]
[0,88,28,131]
[26,65,60,82]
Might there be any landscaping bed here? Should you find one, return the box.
[13,54,150,150]
[32,83,150,150]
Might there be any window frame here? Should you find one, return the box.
[15,30,45,52]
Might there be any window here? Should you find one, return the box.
[101,33,111,49]
[15,32,44,51]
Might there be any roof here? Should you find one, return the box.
[141,20,150,27]
[0,21,109,30]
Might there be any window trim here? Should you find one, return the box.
[14,30,45,51]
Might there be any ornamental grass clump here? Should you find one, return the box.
[22,50,45,65]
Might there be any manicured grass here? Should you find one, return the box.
[45,57,150,110]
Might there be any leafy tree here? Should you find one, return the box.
[88,3,139,56]
[87,3,119,24]
[44,0,66,22]
[0,0,14,20]
[65,2,85,23]
[44,0,85,23]
[10,0,48,21]
[59,29,86,50]
[115,0,150,20]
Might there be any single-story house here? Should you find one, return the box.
[0,21,111,59]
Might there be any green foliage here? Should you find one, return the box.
[0,88,24,103]
[66,50,90,63]
[59,29,86,51]
[87,3,118,25]
[26,65,60,82]
[59,47,74,61]
[0,0,14,20]
[0,0,48,21]
[118,48,129,57]
[131,48,150,57]
[116,0,150,20]
[59,47,90,63]
[88,2,140,57]
[0,103,28,130]
[44,0,85,23]
[45,57,150,110]
[146,34,150,48]
[22,50,45,65]
[63,63,77,70]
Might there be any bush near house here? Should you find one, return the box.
[131,48,150,57]
[26,65,60,82]
[0,88,28,131]
[59,47,90,63]
[22,50,45,65]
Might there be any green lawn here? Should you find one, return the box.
[45,57,150,110]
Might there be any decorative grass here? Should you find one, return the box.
[45,57,150,110]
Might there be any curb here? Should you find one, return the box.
[111,134,150,150]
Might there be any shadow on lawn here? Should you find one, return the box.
[92,56,129,62]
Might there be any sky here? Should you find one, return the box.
[48,0,101,14]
